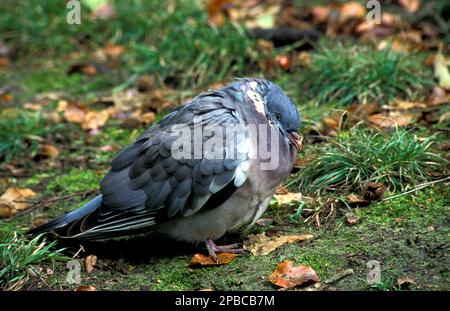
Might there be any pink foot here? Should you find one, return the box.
[205,239,244,262]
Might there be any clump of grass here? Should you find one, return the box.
[0,229,66,290]
[294,127,444,193]
[300,44,432,106]
[0,109,55,162]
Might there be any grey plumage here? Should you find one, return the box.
[29,78,302,248]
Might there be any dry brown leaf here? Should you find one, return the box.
[398,0,420,13]
[41,144,59,159]
[0,188,37,218]
[0,93,13,102]
[255,218,274,226]
[24,103,42,111]
[427,86,449,106]
[339,2,366,21]
[92,3,116,20]
[345,212,358,225]
[275,185,288,195]
[269,260,319,289]
[310,6,331,23]
[0,200,15,218]
[103,43,124,59]
[85,255,97,274]
[75,285,97,291]
[82,110,110,130]
[244,233,313,256]
[273,192,303,205]
[275,55,293,71]
[58,100,87,124]
[368,112,415,128]
[140,112,156,125]
[206,0,233,27]
[346,193,368,204]
[189,253,238,267]
[397,276,415,288]
[363,182,384,201]
[393,100,426,110]
[67,63,97,76]
[99,144,117,152]
[434,51,450,90]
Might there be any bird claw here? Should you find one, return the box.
[205,239,244,262]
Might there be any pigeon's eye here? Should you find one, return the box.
[274,113,281,121]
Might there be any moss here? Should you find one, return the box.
[46,168,102,195]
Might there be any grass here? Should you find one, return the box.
[299,44,433,106]
[0,109,58,163]
[0,0,254,89]
[46,168,102,195]
[293,126,444,193]
[0,228,66,290]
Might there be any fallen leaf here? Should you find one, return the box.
[140,111,156,125]
[189,253,238,267]
[275,185,288,195]
[434,50,450,90]
[276,55,292,71]
[273,192,303,205]
[0,93,13,102]
[102,43,125,60]
[398,0,420,13]
[368,112,415,128]
[85,255,97,274]
[427,86,449,106]
[269,260,319,289]
[206,0,233,27]
[92,3,116,20]
[58,100,87,124]
[0,188,37,218]
[82,110,110,130]
[67,63,97,76]
[346,193,369,206]
[339,2,366,21]
[75,285,97,291]
[244,233,313,256]
[363,182,384,201]
[24,103,43,111]
[393,100,426,110]
[99,144,117,152]
[137,75,156,93]
[41,144,59,159]
[397,276,415,288]
[345,212,358,225]
[310,6,331,23]
[255,217,274,226]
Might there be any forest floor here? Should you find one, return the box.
[0,1,449,291]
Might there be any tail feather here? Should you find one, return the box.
[28,194,103,235]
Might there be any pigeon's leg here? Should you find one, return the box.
[205,239,244,261]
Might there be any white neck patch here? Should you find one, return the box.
[245,81,265,115]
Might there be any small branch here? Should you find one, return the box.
[321,268,355,290]
[381,177,450,202]
[6,189,97,221]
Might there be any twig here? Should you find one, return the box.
[6,189,97,221]
[321,268,355,290]
[381,177,450,202]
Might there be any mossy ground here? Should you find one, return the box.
[1,0,449,291]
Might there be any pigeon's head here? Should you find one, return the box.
[242,79,302,151]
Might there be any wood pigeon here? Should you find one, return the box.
[29,78,302,260]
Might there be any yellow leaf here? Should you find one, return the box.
[244,234,313,256]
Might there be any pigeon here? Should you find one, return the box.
[29,78,302,260]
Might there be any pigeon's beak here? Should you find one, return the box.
[289,131,303,152]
